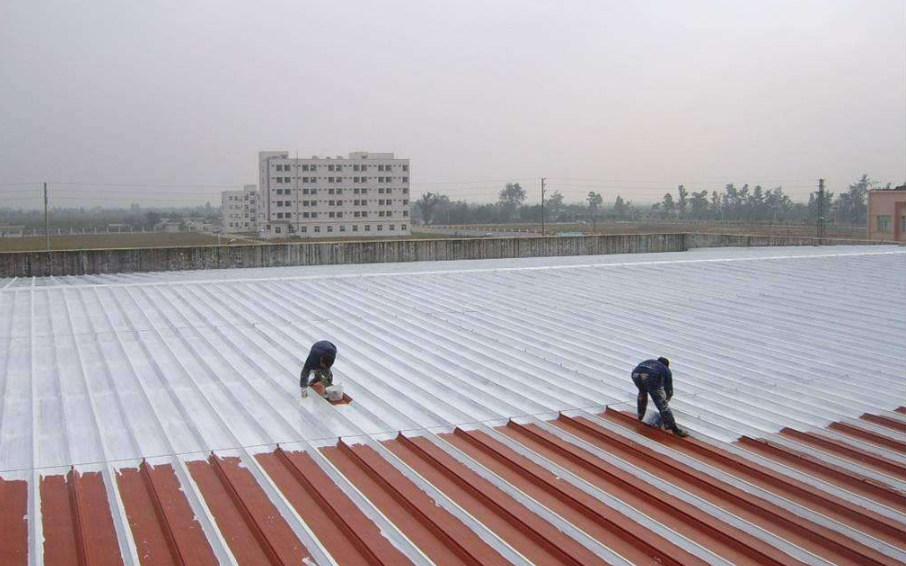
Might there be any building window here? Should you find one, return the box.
[336,189,343,195]
[337,212,343,218]
[276,177,284,184]
[877,215,891,232]
[277,213,283,219]
[362,211,368,218]
[285,212,292,219]
[301,227,307,233]
[275,227,282,234]
[403,211,409,217]
[377,224,383,231]
[379,211,385,217]
[378,188,384,194]
[328,165,335,172]
[329,212,336,218]
[354,177,360,183]
[390,225,395,231]
[340,225,346,232]
[314,226,320,233]
[329,200,336,206]
[337,200,343,206]
[329,188,335,195]
[361,188,368,195]
[403,177,408,183]
[402,224,407,230]
[311,212,318,219]
[303,212,310,218]
[902,216,906,232]
[327,226,333,232]
[402,165,408,172]
[354,211,361,218]
[311,189,318,195]
[352,225,359,232]
[403,188,409,194]
[403,199,409,205]
[329,177,335,183]
[364,225,371,231]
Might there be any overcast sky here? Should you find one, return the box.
[1,0,904,208]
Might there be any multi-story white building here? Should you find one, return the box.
[258,151,411,238]
[221,184,259,233]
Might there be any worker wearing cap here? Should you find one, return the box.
[300,341,337,399]
[631,357,689,437]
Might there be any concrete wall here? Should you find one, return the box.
[0,233,893,278]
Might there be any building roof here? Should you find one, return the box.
[0,246,904,565]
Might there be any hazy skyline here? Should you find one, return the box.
[1,0,904,208]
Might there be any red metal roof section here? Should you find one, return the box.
[41,469,124,566]
[116,462,218,566]
[0,478,28,566]
[187,455,308,566]
[256,448,413,566]
[8,407,905,565]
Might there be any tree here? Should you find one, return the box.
[613,195,628,219]
[808,189,835,222]
[833,174,872,225]
[498,183,526,221]
[659,193,675,219]
[676,185,689,219]
[710,191,722,220]
[689,190,709,220]
[144,211,161,229]
[586,192,603,213]
[546,190,564,220]
[415,192,450,225]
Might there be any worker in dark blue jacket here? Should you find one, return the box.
[631,357,689,437]
[300,341,337,399]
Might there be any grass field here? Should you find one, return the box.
[0,223,871,252]
[0,232,226,252]
[0,230,461,252]
[435,222,868,239]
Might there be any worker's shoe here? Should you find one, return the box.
[672,427,690,438]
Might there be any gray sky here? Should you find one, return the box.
[1,0,904,208]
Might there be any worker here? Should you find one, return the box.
[631,357,689,437]
[300,340,337,399]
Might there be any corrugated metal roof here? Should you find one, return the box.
[1,245,904,565]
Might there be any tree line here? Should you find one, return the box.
[0,203,220,230]
[415,174,894,226]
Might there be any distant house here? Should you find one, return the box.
[0,225,24,238]
[154,219,182,233]
[184,218,214,233]
[867,185,906,242]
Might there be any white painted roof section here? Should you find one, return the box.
[0,245,902,474]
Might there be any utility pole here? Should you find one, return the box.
[44,182,50,251]
[817,178,825,240]
[540,177,546,235]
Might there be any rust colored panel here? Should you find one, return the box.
[41,471,124,566]
[446,428,706,566]
[861,414,906,434]
[322,442,511,566]
[188,456,308,566]
[41,475,79,566]
[896,407,906,415]
[116,463,218,566]
[603,409,906,548]
[328,394,353,405]
[781,428,906,477]
[256,448,413,566]
[501,421,806,566]
[0,478,28,566]
[738,435,906,507]
[387,433,615,566]
[68,469,125,566]
[556,414,901,566]
[828,422,906,452]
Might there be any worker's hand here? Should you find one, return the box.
[300,387,309,399]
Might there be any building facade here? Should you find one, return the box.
[257,151,411,238]
[221,184,259,233]
[867,186,906,242]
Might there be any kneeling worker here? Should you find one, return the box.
[300,340,337,399]
[631,357,689,437]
